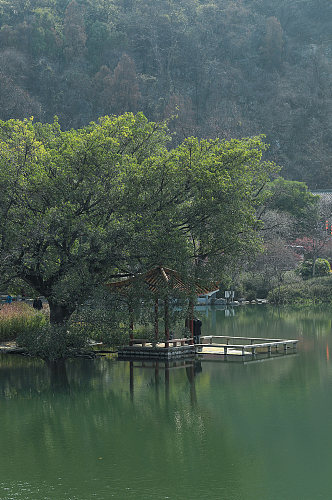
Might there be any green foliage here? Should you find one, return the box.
[0,113,169,322]
[241,271,266,300]
[242,272,273,300]
[6,278,36,297]
[298,260,313,279]
[73,290,133,347]
[233,268,302,301]
[0,114,276,325]
[268,276,332,305]
[298,258,331,279]
[0,302,48,341]
[16,324,89,361]
[268,178,319,217]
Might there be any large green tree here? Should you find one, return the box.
[0,112,276,323]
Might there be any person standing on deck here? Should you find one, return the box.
[193,317,202,344]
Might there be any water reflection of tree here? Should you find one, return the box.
[0,355,47,397]
[1,307,332,498]
[0,358,215,487]
[0,355,109,398]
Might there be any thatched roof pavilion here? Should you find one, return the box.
[106,266,219,347]
[106,266,217,295]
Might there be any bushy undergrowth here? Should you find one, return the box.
[268,276,332,305]
[17,324,89,361]
[236,270,302,301]
[0,302,48,341]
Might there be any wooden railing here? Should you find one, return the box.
[129,338,194,347]
[198,335,298,356]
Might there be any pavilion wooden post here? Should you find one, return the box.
[129,301,134,346]
[189,299,194,345]
[154,298,159,343]
[164,297,170,348]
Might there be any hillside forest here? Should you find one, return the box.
[1,0,332,188]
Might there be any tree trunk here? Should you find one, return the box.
[49,302,74,324]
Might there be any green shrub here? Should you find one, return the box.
[282,270,303,285]
[268,276,332,304]
[246,290,257,301]
[17,324,89,361]
[298,258,331,279]
[242,272,272,299]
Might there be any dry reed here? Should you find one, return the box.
[0,302,49,342]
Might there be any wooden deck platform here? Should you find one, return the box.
[197,335,299,359]
[118,335,299,361]
[118,339,196,360]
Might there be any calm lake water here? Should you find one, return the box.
[1,305,332,500]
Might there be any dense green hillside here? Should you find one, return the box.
[1,0,331,187]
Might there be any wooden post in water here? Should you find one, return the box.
[130,361,134,400]
[165,361,170,402]
[155,362,160,403]
[155,361,159,385]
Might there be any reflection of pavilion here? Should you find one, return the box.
[128,360,202,405]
